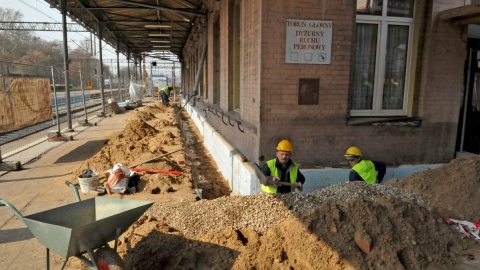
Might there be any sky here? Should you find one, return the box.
[0,0,125,62]
[0,0,179,79]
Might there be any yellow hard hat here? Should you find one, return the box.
[344,146,362,159]
[276,140,293,152]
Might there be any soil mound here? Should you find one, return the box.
[122,119,158,141]
[129,110,156,121]
[386,156,480,221]
[118,182,463,269]
[140,103,167,115]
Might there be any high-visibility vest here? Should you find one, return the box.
[161,86,170,95]
[352,159,377,184]
[261,159,299,194]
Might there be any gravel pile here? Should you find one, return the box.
[309,181,428,207]
[147,181,429,237]
[147,194,295,236]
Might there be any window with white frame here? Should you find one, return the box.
[351,0,414,116]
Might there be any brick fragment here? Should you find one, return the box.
[354,230,372,254]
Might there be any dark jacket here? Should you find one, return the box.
[262,158,306,193]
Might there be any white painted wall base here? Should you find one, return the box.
[183,101,444,195]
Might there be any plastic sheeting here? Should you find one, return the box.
[443,218,480,239]
[129,82,144,101]
[0,77,52,133]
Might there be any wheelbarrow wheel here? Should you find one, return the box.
[93,247,124,270]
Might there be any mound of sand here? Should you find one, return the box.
[386,156,480,221]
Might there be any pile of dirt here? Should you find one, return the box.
[122,119,159,141]
[386,156,480,221]
[66,100,480,269]
[117,183,464,270]
[70,103,189,193]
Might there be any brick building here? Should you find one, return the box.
[180,0,480,169]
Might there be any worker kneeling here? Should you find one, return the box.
[261,140,305,194]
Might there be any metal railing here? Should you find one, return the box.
[0,61,133,160]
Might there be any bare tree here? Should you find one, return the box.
[0,8,31,58]
[69,48,99,87]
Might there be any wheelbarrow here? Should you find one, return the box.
[0,181,154,269]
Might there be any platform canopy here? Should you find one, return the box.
[45,0,209,61]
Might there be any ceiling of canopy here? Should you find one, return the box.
[45,0,210,61]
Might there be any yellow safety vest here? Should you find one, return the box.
[161,86,170,95]
[352,160,377,184]
[261,159,299,194]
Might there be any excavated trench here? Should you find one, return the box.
[174,105,223,200]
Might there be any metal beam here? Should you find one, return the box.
[85,7,151,10]
[108,29,187,32]
[108,0,206,17]
[101,20,190,24]
[50,0,129,56]
[0,22,88,32]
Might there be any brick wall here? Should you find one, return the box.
[201,0,263,163]
[260,0,355,166]
[258,0,467,167]
[187,0,468,168]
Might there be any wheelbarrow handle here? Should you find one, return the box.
[0,199,25,221]
[65,181,82,202]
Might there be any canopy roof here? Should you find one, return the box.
[45,0,209,61]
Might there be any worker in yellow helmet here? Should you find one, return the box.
[261,139,305,194]
[344,146,386,184]
[160,85,173,106]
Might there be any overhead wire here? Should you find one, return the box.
[18,0,57,22]
[13,0,173,78]
[14,0,122,62]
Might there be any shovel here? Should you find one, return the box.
[252,162,301,189]
[130,148,183,168]
[129,167,183,175]
[81,162,94,178]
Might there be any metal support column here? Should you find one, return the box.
[192,25,208,96]
[51,66,61,135]
[127,49,131,84]
[116,41,121,101]
[60,0,73,131]
[139,55,143,85]
[79,68,89,125]
[98,22,106,116]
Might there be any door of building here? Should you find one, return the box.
[458,41,480,155]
